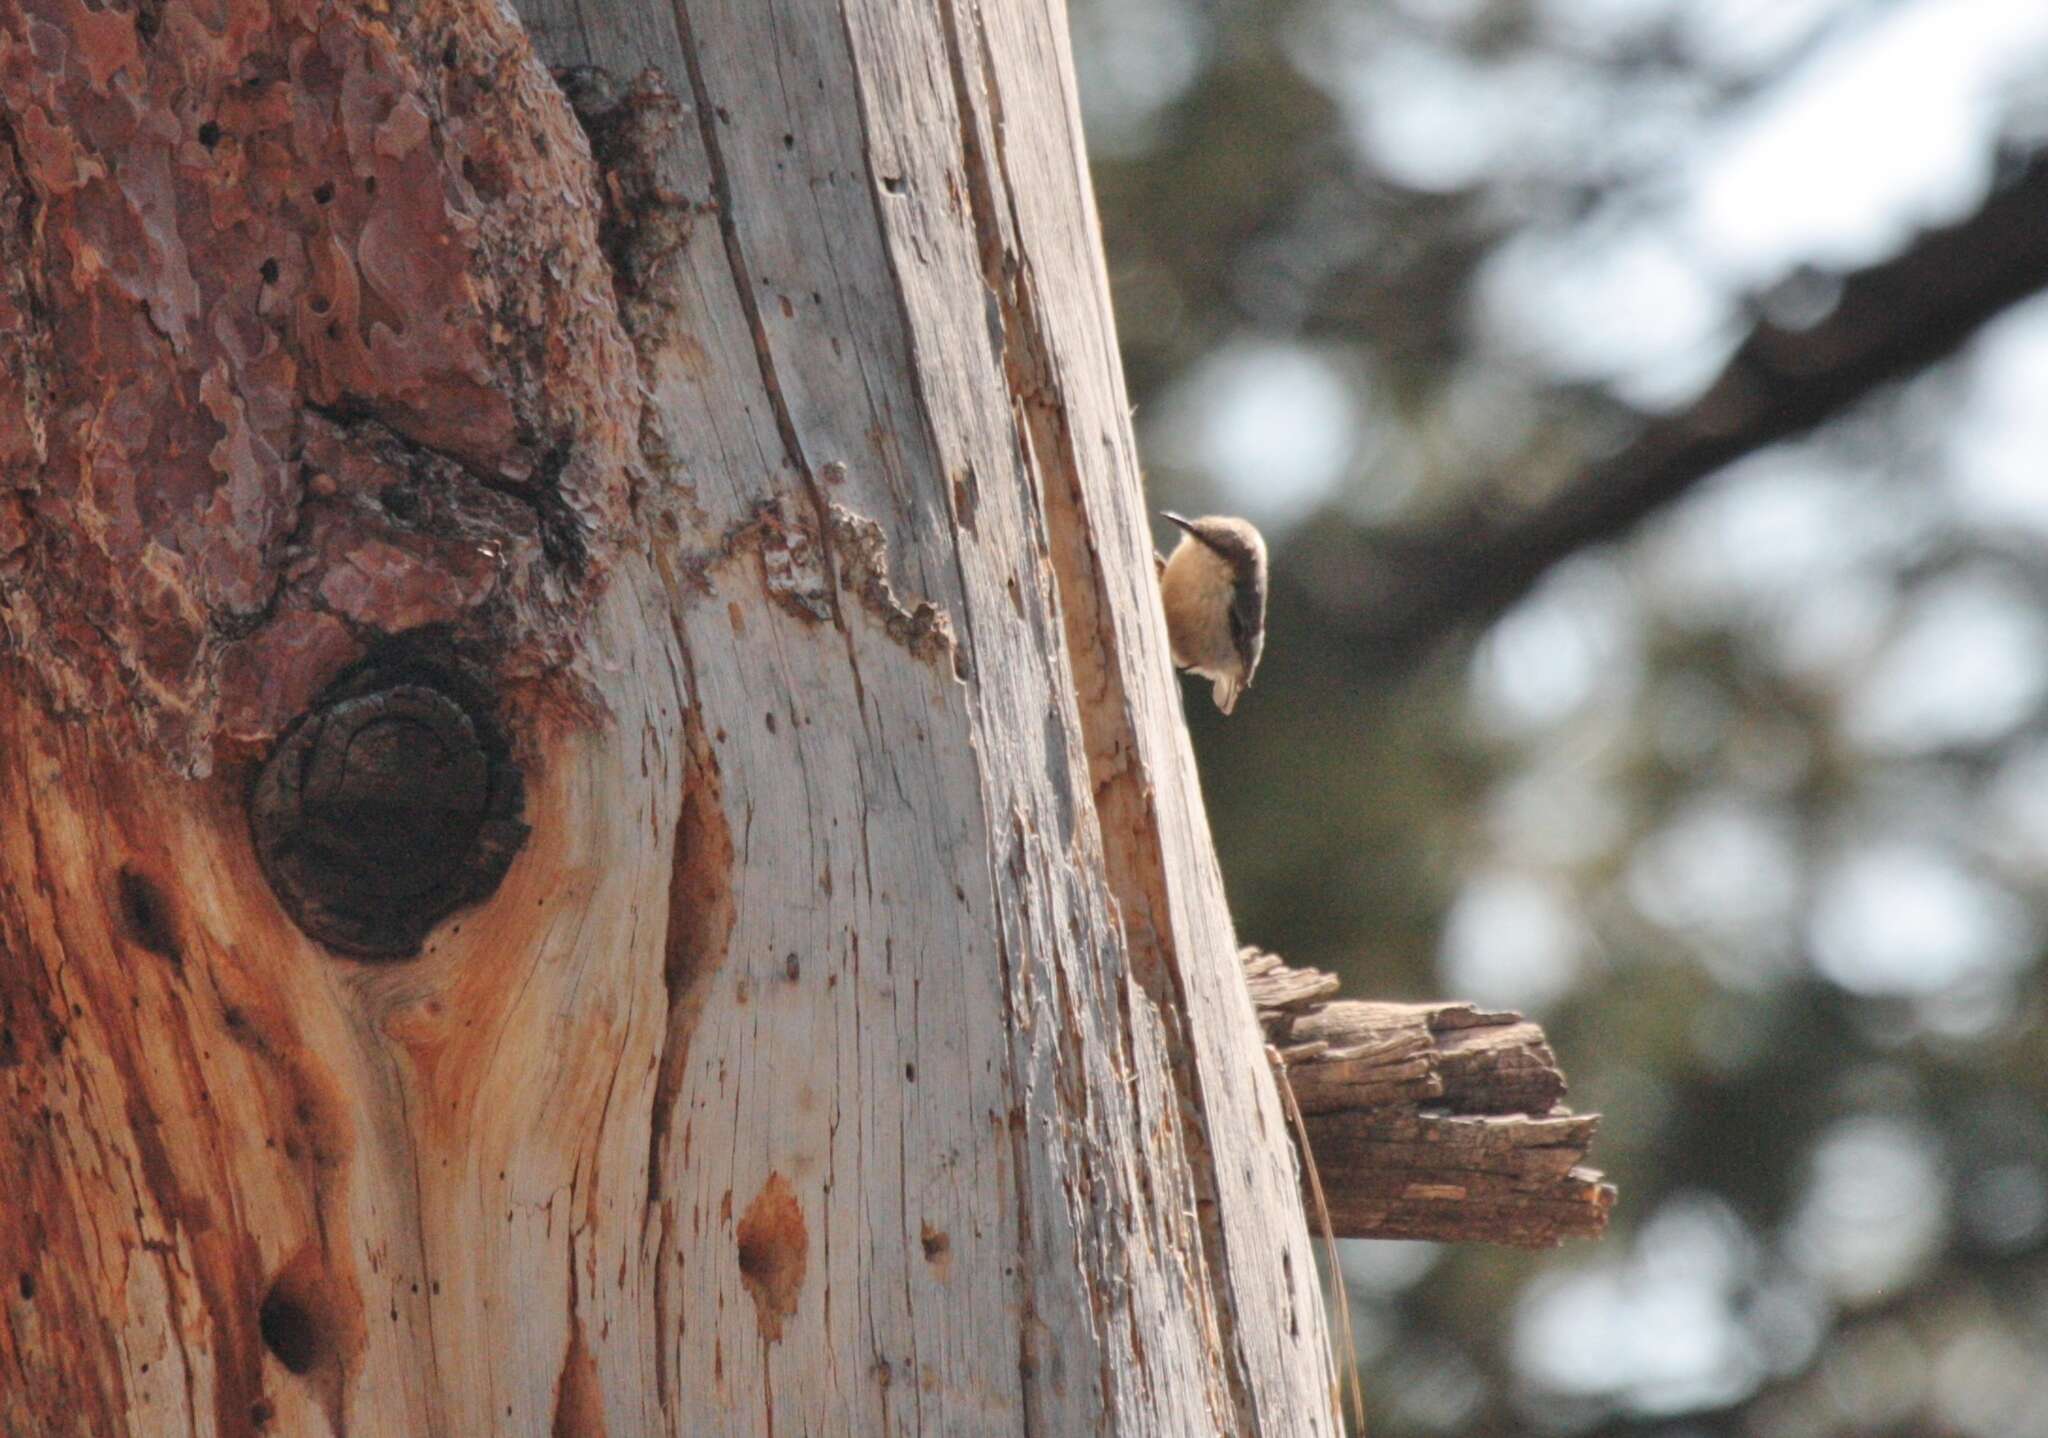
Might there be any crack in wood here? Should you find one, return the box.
[667,5,809,486]
[551,1237,608,1437]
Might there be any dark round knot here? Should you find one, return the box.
[251,673,527,959]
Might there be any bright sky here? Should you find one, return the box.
[1150,0,2048,519]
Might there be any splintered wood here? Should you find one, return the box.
[1245,949,1615,1248]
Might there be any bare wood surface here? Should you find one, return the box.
[1249,950,1616,1248]
[514,0,1341,1431]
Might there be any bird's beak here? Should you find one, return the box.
[1159,511,1197,537]
[1211,675,1240,715]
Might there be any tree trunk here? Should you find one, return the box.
[0,0,1337,1434]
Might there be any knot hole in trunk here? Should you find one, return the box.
[250,645,528,958]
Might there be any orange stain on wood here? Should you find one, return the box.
[735,1173,807,1344]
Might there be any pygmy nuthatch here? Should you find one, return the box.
[1157,511,1268,715]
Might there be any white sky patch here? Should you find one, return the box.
[1148,340,1362,530]
[1069,0,1210,158]
[1843,572,2048,753]
[1946,295,2048,536]
[1099,0,2048,520]
[1789,1116,1949,1304]
[1683,0,2048,283]
[1438,868,1585,1011]
[1679,0,1850,76]
[1342,38,1507,193]
[1339,43,1606,193]
[1537,0,1692,52]
[1765,571,1896,689]
[1487,759,1634,869]
[1476,227,1738,407]
[1628,796,1803,984]
[1472,1,2048,403]
[1471,555,1640,732]
[1641,453,1926,629]
[1514,1195,1775,1414]
[1808,842,2036,997]
[1337,1238,1441,1296]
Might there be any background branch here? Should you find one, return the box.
[1326,147,2048,669]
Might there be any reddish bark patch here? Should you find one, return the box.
[735,1173,806,1344]
[217,612,365,750]
[0,0,640,770]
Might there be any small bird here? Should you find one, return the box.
[1156,511,1268,714]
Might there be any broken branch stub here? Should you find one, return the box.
[1246,947,1615,1247]
[250,658,527,958]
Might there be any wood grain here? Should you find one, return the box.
[1248,949,1616,1248]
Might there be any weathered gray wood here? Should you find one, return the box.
[505,0,1341,1426]
[1248,950,1615,1248]
[517,0,1341,1427]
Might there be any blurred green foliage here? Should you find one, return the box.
[1074,1,2048,1433]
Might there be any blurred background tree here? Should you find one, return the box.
[1067,0,2048,1433]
